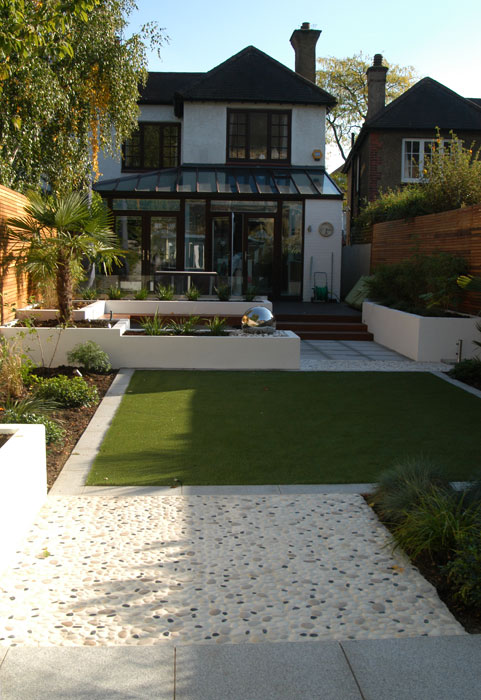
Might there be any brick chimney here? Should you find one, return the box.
[366,54,388,120]
[290,22,321,83]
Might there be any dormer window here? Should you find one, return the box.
[122,122,180,171]
[227,110,290,163]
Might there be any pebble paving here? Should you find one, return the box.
[0,493,464,647]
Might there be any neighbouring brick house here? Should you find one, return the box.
[342,55,481,244]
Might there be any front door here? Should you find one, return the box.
[211,213,275,297]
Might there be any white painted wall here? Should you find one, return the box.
[0,425,47,574]
[291,105,326,167]
[97,105,181,181]
[182,101,326,166]
[302,199,343,302]
[97,100,327,179]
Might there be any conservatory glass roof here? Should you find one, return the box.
[94,166,342,197]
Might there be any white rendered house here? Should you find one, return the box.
[95,23,343,301]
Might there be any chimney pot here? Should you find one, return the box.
[290,23,321,83]
[366,54,388,119]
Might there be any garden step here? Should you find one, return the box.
[276,321,370,332]
[298,330,374,340]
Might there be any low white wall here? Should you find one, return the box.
[104,299,272,315]
[363,301,481,361]
[0,323,300,369]
[0,424,47,573]
[16,300,105,322]
[15,299,272,323]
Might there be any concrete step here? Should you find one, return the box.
[298,330,374,341]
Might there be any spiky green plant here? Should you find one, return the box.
[7,191,124,325]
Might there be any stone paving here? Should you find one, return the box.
[0,493,464,647]
[300,340,449,372]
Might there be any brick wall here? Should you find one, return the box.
[371,204,481,314]
[0,185,30,324]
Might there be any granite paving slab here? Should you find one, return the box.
[341,635,481,700]
[0,494,464,647]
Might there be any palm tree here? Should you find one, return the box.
[7,191,124,325]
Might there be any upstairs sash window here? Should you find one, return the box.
[123,123,180,171]
[227,110,290,163]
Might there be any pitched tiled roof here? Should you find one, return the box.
[177,46,336,107]
[365,77,481,130]
[139,73,204,104]
[342,78,481,172]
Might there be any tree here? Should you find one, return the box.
[317,53,417,162]
[7,191,124,324]
[0,0,99,84]
[0,0,165,194]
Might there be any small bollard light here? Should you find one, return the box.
[74,368,83,377]
[456,339,463,363]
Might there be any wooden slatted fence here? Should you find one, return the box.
[371,205,481,315]
[0,185,31,325]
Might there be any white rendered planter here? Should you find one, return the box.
[0,322,299,370]
[104,298,272,316]
[0,424,47,573]
[16,300,105,322]
[363,301,480,362]
[15,298,271,322]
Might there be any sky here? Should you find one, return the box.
[125,0,481,168]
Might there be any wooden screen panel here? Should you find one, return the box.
[371,204,481,315]
[0,185,30,324]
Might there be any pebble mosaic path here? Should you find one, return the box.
[0,493,464,647]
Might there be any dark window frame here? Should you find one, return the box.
[226,109,291,164]
[122,122,181,172]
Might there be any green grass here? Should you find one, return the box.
[87,371,481,486]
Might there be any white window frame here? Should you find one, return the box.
[401,138,450,183]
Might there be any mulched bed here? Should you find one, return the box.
[365,494,481,635]
[30,366,117,490]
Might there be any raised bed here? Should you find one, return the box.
[0,424,47,573]
[15,298,272,322]
[363,301,481,362]
[0,321,300,370]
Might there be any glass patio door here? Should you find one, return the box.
[245,216,274,296]
[149,216,177,273]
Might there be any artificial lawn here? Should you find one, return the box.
[87,371,481,486]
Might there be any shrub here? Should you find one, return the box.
[372,456,451,523]
[186,285,200,301]
[354,131,481,230]
[391,489,481,560]
[0,396,65,445]
[140,311,166,335]
[77,286,98,300]
[366,253,468,312]
[0,337,25,399]
[107,285,123,300]
[166,316,201,335]
[67,341,112,373]
[34,375,99,408]
[447,358,481,390]
[134,287,149,300]
[444,533,481,607]
[214,283,230,301]
[204,316,227,336]
[355,185,432,230]
[156,284,174,300]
